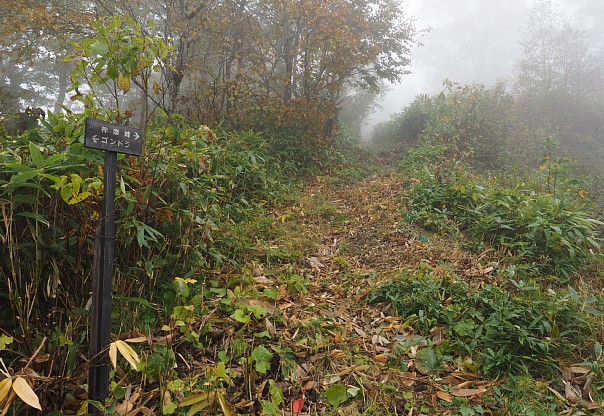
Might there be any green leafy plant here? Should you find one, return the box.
[369,266,601,378]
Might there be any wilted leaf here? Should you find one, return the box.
[109,342,118,370]
[216,392,234,416]
[0,378,12,406]
[436,390,453,402]
[449,387,487,397]
[113,340,140,371]
[125,336,148,344]
[181,390,217,408]
[12,377,41,410]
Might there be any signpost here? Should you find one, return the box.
[85,118,143,415]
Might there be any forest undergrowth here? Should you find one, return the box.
[2,141,604,416]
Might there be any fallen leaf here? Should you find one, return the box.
[570,366,591,375]
[373,354,389,364]
[449,387,487,397]
[292,398,305,415]
[436,391,453,402]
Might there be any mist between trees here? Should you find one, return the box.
[369,0,604,190]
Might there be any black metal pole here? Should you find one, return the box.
[89,150,117,415]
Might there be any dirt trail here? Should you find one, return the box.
[263,171,462,414]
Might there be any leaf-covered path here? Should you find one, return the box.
[260,168,499,415]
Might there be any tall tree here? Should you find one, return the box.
[0,1,96,113]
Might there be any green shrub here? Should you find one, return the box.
[0,109,282,341]
[404,155,602,276]
[368,266,600,377]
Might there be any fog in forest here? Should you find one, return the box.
[364,0,604,137]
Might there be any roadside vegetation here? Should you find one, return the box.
[1,1,604,416]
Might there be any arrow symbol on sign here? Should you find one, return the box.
[92,135,99,143]
[133,132,140,140]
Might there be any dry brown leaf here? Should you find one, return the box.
[373,354,389,364]
[570,366,591,375]
[126,406,154,416]
[565,381,581,403]
[303,380,315,391]
[253,276,273,286]
[329,349,346,359]
[436,391,453,402]
[114,397,135,415]
[449,387,487,397]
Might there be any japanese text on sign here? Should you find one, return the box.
[84,118,143,156]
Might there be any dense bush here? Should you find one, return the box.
[404,146,602,277]
[0,109,281,344]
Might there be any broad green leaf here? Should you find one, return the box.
[268,379,284,406]
[90,42,109,56]
[11,170,40,184]
[0,335,13,351]
[231,309,250,324]
[324,384,348,407]
[250,345,272,374]
[28,142,44,169]
[12,377,41,410]
[248,304,268,319]
[15,212,50,227]
[68,191,91,205]
[261,400,279,416]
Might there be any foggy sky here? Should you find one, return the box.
[365,0,604,136]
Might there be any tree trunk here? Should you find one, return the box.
[54,59,69,114]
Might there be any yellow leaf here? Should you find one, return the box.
[0,378,12,406]
[117,74,131,94]
[12,377,41,410]
[114,340,140,371]
[216,392,233,416]
[180,390,216,407]
[109,341,118,370]
[125,336,147,344]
